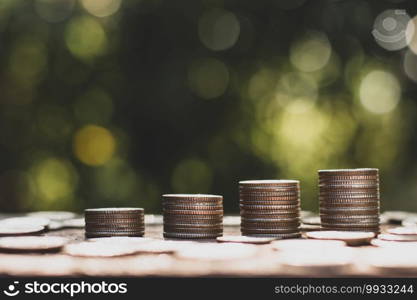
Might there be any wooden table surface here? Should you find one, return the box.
[0,217,416,277]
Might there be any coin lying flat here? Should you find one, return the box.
[27,211,77,221]
[0,217,50,228]
[381,211,414,224]
[216,235,275,244]
[370,238,417,248]
[402,216,417,227]
[302,216,321,225]
[0,236,67,252]
[62,218,85,228]
[0,224,45,236]
[306,231,375,246]
[271,239,346,251]
[280,248,353,270]
[64,242,140,257]
[387,226,417,236]
[377,233,417,242]
[175,243,258,261]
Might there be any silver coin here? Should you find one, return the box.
[27,211,77,221]
[216,235,275,244]
[0,236,68,252]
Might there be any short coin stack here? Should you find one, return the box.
[84,208,144,238]
[239,180,301,238]
[319,169,380,233]
[162,194,223,239]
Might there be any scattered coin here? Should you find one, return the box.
[381,211,416,225]
[280,248,353,270]
[377,233,417,242]
[306,231,375,246]
[302,216,321,225]
[175,243,258,261]
[144,214,164,225]
[402,216,417,227]
[216,235,275,244]
[370,238,417,248]
[63,242,140,257]
[222,216,240,226]
[0,217,50,228]
[387,226,417,236]
[0,224,45,236]
[27,211,77,221]
[271,239,346,251]
[62,218,85,228]
[0,236,68,252]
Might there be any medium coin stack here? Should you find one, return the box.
[84,208,144,238]
[162,194,223,239]
[239,180,301,238]
[319,168,380,233]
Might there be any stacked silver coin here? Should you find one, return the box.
[239,180,301,238]
[319,168,380,233]
[84,208,144,238]
[162,194,223,239]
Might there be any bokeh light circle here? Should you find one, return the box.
[403,50,417,83]
[65,16,108,61]
[290,31,332,72]
[73,125,116,166]
[198,8,240,51]
[81,0,122,18]
[359,70,401,114]
[372,9,413,51]
[187,58,230,99]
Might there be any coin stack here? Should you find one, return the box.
[239,180,301,238]
[162,194,223,239]
[84,208,145,238]
[319,168,380,233]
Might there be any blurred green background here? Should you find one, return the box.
[1,0,417,214]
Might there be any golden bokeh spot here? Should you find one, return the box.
[290,30,332,72]
[31,157,78,203]
[73,125,116,166]
[65,16,107,61]
[359,70,400,114]
[81,0,122,18]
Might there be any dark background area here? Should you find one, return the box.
[1,0,417,214]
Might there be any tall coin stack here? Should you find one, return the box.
[319,168,380,233]
[162,194,223,239]
[239,180,301,238]
[84,208,145,238]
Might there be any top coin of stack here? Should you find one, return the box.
[162,194,223,239]
[318,168,380,233]
[239,180,301,239]
[84,208,144,238]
